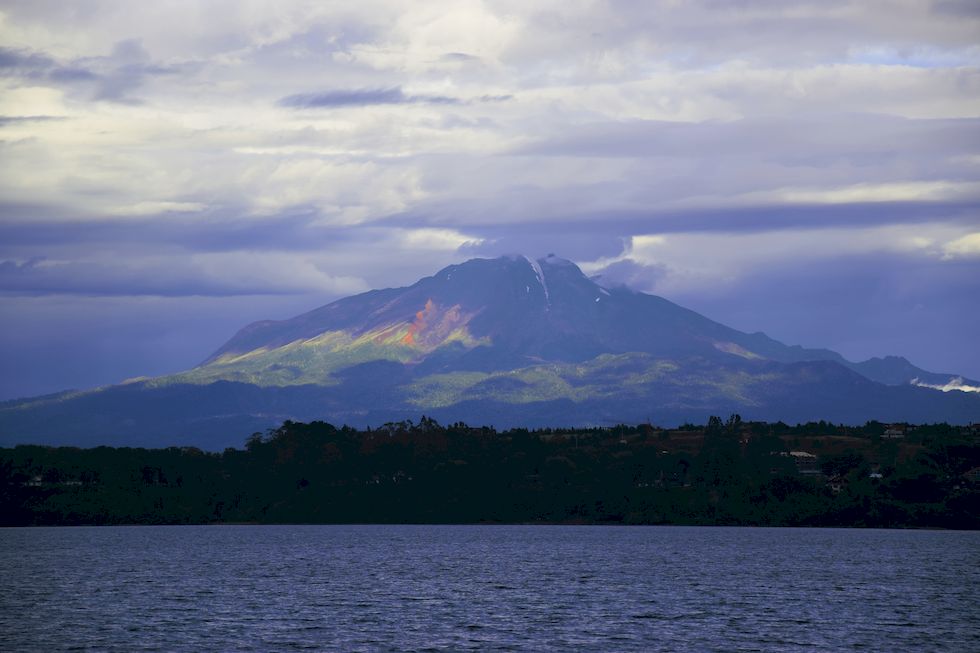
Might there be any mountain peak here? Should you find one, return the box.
[5,253,980,448]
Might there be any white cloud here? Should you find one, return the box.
[942,233,980,259]
[396,227,484,251]
[746,181,980,206]
[1,2,977,231]
[247,157,426,223]
[581,224,980,295]
[352,0,522,73]
[912,377,980,393]
[108,201,207,216]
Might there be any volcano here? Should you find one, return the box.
[2,255,978,449]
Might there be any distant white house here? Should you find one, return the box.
[789,451,817,460]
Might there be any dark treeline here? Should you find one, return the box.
[2,417,979,528]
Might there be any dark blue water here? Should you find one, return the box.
[1,525,978,651]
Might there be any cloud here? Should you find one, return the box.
[395,227,484,251]
[277,86,509,108]
[0,252,369,298]
[516,115,980,159]
[942,232,980,259]
[0,0,979,397]
[578,224,980,297]
[0,217,487,300]
[932,0,980,18]
[88,39,183,103]
[440,52,480,62]
[106,201,208,216]
[587,258,669,291]
[279,86,460,108]
[0,46,55,73]
[748,181,980,206]
[47,67,99,83]
[912,377,980,393]
[0,115,67,125]
[0,40,183,104]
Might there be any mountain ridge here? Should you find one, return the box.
[1,254,978,449]
[200,254,973,388]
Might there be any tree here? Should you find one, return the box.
[726,414,743,433]
[706,415,723,435]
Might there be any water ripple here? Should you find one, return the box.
[1,525,978,651]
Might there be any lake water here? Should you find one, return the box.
[1,525,978,651]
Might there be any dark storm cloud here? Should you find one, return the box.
[279,87,460,108]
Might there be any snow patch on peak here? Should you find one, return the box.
[523,255,550,306]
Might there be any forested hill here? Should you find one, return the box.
[2,418,978,528]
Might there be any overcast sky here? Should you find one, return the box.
[1,0,979,399]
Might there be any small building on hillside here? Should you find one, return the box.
[882,425,906,439]
[789,451,821,475]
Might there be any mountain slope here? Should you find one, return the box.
[193,254,977,387]
[1,255,978,449]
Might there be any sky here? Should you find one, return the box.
[1,0,979,400]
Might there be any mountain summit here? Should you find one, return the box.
[3,255,979,449]
[192,254,965,387]
[199,253,768,377]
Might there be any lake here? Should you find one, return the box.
[1,525,978,651]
